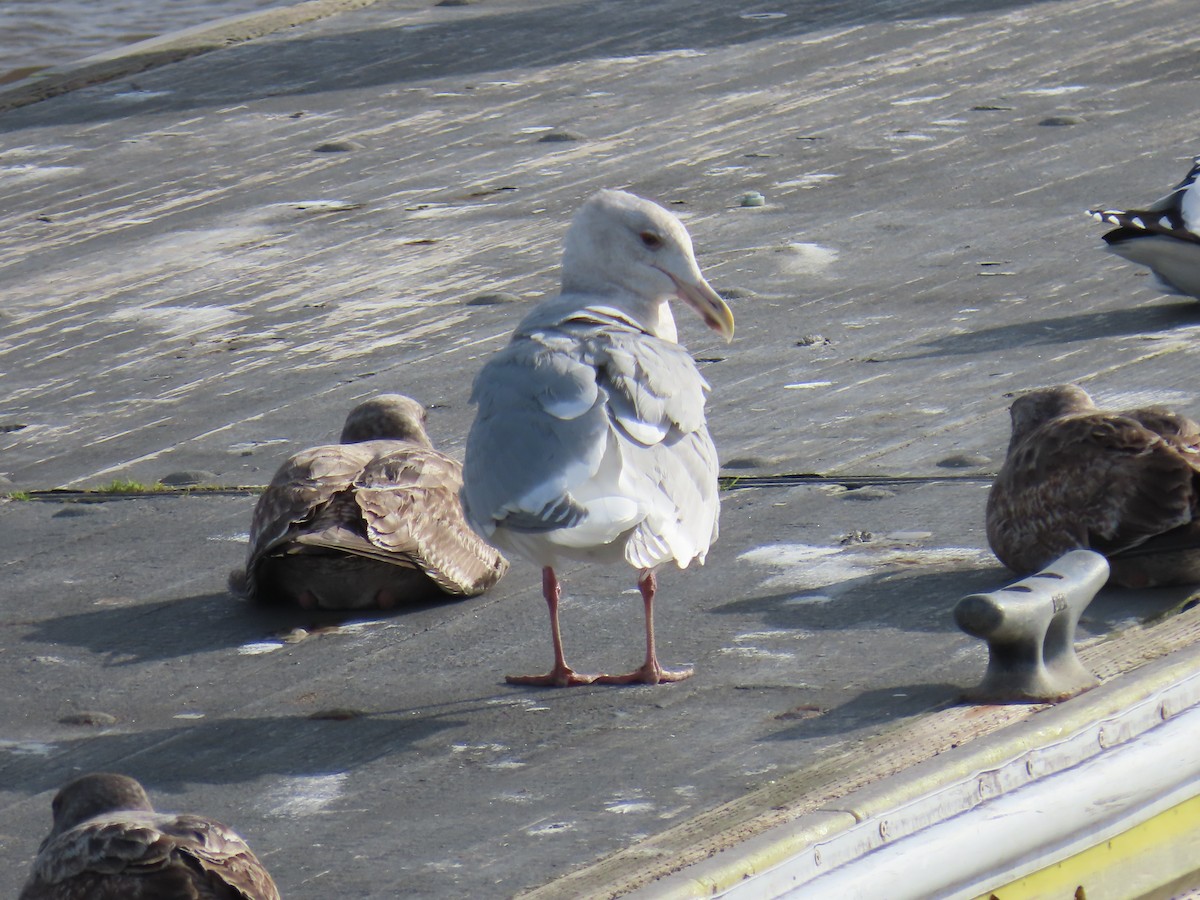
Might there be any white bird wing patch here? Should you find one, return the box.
[1149,154,1200,234]
[1092,155,1200,243]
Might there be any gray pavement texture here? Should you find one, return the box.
[1,0,1199,897]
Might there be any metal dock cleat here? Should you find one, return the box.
[955,550,1108,702]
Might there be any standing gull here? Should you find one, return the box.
[1089,154,1200,299]
[987,384,1200,588]
[231,394,508,609]
[462,189,734,686]
[20,773,280,900]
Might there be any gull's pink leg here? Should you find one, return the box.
[595,570,694,685]
[506,567,599,687]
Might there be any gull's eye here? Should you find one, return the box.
[639,231,663,250]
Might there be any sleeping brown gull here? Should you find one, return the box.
[462,189,734,686]
[231,393,508,609]
[1089,154,1200,299]
[987,384,1200,588]
[19,772,280,900]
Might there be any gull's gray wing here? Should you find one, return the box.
[462,329,611,536]
[594,327,720,569]
[464,316,721,570]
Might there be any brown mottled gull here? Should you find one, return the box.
[987,384,1200,588]
[232,394,508,609]
[462,189,735,686]
[20,773,279,900]
[1089,155,1200,299]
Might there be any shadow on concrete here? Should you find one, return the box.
[712,561,1193,637]
[0,710,468,794]
[709,565,1007,633]
[763,681,964,742]
[24,592,267,663]
[1081,582,1199,636]
[889,301,1199,360]
[0,0,1064,132]
[23,589,472,663]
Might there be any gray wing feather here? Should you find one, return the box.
[620,413,721,570]
[593,329,719,567]
[463,332,609,534]
[596,329,709,441]
[464,318,720,569]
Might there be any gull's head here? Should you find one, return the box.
[1007,384,1096,450]
[561,189,734,342]
[45,773,154,844]
[340,394,433,447]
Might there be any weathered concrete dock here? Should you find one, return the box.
[2,0,1199,896]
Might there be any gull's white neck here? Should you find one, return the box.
[552,288,679,343]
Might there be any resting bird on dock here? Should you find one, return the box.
[20,773,279,900]
[987,384,1200,588]
[462,189,734,687]
[231,394,508,609]
[1089,155,1200,299]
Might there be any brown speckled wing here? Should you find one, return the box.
[171,814,280,900]
[236,442,379,598]
[354,445,509,596]
[987,411,1200,576]
[1108,407,1200,573]
[21,813,279,900]
[1120,405,1200,443]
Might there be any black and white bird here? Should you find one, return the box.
[231,394,508,609]
[987,384,1200,589]
[1089,155,1200,299]
[462,189,734,686]
[20,773,280,900]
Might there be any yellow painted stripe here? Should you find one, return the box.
[977,792,1200,900]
